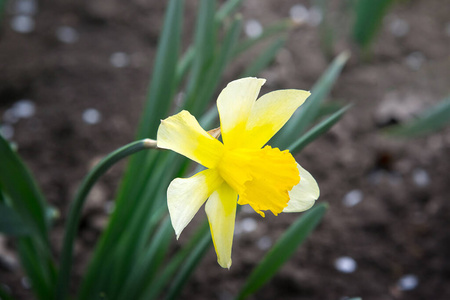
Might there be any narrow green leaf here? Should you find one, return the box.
[164,233,212,300]
[385,96,450,137]
[233,19,292,58]
[288,105,351,154]
[275,51,349,148]
[353,0,393,49]
[0,283,15,300]
[0,135,49,240]
[0,202,31,236]
[139,222,210,300]
[241,37,286,77]
[216,0,244,23]
[137,0,184,139]
[236,203,328,300]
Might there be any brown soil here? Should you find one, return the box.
[1,0,450,299]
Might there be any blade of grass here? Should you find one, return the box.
[353,0,393,49]
[138,221,210,300]
[216,0,244,23]
[0,202,31,236]
[274,51,349,148]
[55,139,156,300]
[236,203,328,300]
[288,104,351,154]
[164,233,212,300]
[384,96,450,137]
[241,36,286,77]
[0,135,49,240]
[233,19,293,58]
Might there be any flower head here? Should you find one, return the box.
[157,77,320,268]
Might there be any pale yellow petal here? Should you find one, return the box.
[217,77,266,148]
[283,163,320,213]
[243,89,311,149]
[205,182,237,269]
[157,110,224,168]
[167,169,223,239]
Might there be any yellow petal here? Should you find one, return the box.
[244,89,311,149]
[283,163,320,212]
[218,146,299,217]
[157,110,224,168]
[217,77,266,148]
[167,169,223,239]
[205,182,237,269]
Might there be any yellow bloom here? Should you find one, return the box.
[157,77,320,268]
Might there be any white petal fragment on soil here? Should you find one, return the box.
[334,256,357,273]
[342,189,363,207]
[245,19,263,38]
[397,274,419,291]
[13,99,36,118]
[110,52,130,68]
[289,4,309,24]
[56,26,79,44]
[10,15,35,33]
[412,168,430,187]
[82,108,102,125]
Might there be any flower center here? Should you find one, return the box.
[217,146,300,216]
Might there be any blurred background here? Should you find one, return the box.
[0,0,449,299]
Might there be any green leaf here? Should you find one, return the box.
[385,96,450,137]
[241,36,286,77]
[216,0,244,23]
[288,105,351,154]
[353,0,393,49]
[0,135,49,240]
[164,233,212,300]
[233,19,292,58]
[0,202,31,236]
[236,203,328,300]
[274,51,349,148]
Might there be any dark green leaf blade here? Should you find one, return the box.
[236,203,327,300]
[0,202,31,236]
[288,104,351,154]
[385,96,450,137]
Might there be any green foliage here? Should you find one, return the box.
[236,204,328,300]
[353,0,394,49]
[385,96,450,137]
[0,0,349,299]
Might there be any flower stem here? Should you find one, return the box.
[55,139,157,300]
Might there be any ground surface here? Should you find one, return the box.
[1,0,450,299]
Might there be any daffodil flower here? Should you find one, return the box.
[157,77,320,268]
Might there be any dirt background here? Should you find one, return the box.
[1,0,450,299]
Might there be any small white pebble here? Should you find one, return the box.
[245,19,263,38]
[398,274,419,291]
[56,26,79,44]
[21,277,31,289]
[412,168,430,187]
[235,217,258,235]
[289,4,309,24]
[405,52,425,71]
[0,124,14,139]
[334,256,357,273]
[10,15,35,33]
[257,236,272,250]
[13,99,35,118]
[82,108,101,125]
[307,7,322,27]
[342,189,363,207]
[110,52,130,68]
[11,0,37,15]
[389,18,409,37]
